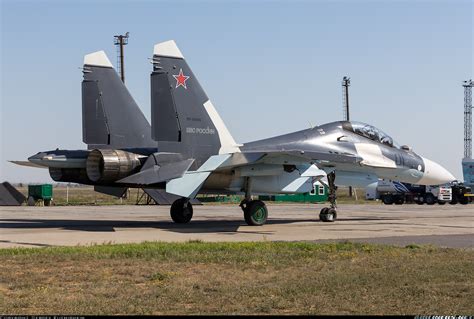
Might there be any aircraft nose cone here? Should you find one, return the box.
[418,157,456,185]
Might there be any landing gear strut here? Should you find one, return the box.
[320,171,337,222]
[240,199,268,226]
[170,198,193,223]
[239,177,268,226]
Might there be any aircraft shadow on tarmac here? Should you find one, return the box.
[0,216,404,234]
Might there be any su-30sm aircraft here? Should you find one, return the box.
[13,40,456,225]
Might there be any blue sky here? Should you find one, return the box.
[1,0,472,183]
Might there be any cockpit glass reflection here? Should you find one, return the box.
[344,121,400,148]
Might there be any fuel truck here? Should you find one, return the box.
[365,180,453,205]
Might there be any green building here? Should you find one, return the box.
[259,181,328,203]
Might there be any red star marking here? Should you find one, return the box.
[173,68,190,89]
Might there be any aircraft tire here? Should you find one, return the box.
[459,197,469,205]
[320,207,336,222]
[437,200,446,205]
[170,198,193,224]
[244,200,268,226]
[319,208,328,222]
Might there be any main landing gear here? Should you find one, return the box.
[169,172,339,225]
[170,198,193,223]
[240,199,268,226]
[320,171,337,222]
[239,177,268,226]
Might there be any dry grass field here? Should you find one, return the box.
[0,242,472,315]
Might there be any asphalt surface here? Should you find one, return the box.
[0,203,472,248]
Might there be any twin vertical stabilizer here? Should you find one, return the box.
[82,51,154,149]
[81,40,239,167]
[151,40,240,167]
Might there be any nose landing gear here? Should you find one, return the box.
[320,207,337,222]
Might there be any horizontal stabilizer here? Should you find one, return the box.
[143,152,187,168]
[165,154,231,198]
[166,171,211,199]
[94,186,127,198]
[143,188,201,205]
[117,159,194,185]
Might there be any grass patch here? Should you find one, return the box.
[0,241,472,315]
[148,272,168,282]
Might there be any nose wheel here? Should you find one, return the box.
[319,171,338,222]
[320,207,337,222]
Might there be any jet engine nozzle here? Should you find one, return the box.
[49,167,90,184]
[418,157,456,185]
[86,149,143,183]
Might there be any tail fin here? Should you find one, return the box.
[82,51,155,149]
[150,40,239,167]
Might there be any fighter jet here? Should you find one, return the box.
[13,40,456,225]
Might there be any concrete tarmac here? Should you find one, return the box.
[0,203,472,248]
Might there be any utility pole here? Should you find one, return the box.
[114,32,129,83]
[342,76,351,121]
[463,79,473,159]
[342,76,353,197]
[462,79,474,188]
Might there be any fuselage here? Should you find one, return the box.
[241,121,454,186]
[27,121,455,194]
[199,121,455,194]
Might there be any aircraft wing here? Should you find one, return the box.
[196,150,362,172]
[164,150,362,198]
[9,160,48,169]
[236,150,362,167]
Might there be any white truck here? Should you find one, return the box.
[366,180,452,205]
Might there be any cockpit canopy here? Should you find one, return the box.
[342,121,400,148]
